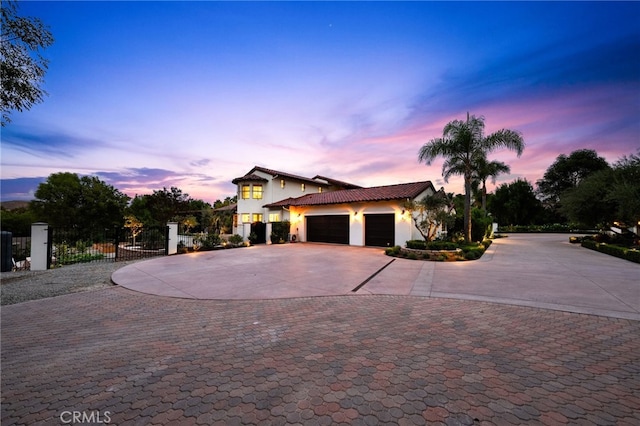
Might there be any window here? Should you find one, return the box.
[241,185,250,199]
[280,179,285,189]
[233,214,238,227]
[241,213,250,223]
[269,213,280,222]
[318,187,323,193]
[252,184,263,199]
[252,213,263,222]
[301,183,305,192]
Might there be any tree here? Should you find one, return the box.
[403,192,455,242]
[472,156,510,213]
[124,215,144,246]
[489,179,544,226]
[536,149,610,218]
[0,204,36,235]
[128,187,192,226]
[1,0,54,126]
[560,152,640,230]
[31,172,130,231]
[418,113,524,242]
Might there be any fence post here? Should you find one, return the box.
[114,226,120,261]
[31,222,49,271]
[167,222,178,255]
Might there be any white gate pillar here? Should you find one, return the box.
[266,223,273,245]
[167,222,178,255]
[30,222,49,271]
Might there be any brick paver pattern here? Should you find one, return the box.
[2,287,639,425]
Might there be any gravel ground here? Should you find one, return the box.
[0,260,142,306]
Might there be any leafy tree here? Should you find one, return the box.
[181,215,198,234]
[403,192,455,242]
[0,205,36,235]
[489,179,543,226]
[31,172,130,231]
[124,214,144,245]
[128,187,192,227]
[1,0,54,126]
[472,156,510,213]
[536,149,610,218]
[560,152,640,230]
[418,113,524,242]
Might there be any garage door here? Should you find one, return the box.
[306,215,349,244]
[365,214,395,247]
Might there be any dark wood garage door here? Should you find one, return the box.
[365,214,395,247]
[306,215,350,244]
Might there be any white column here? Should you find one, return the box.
[167,222,178,255]
[266,223,272,245]
[30,222,49,271]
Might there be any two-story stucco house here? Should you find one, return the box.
[232,166,443,247]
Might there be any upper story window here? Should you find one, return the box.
[301,183,305,192]
[241,185,250,199]
[252,185,263,199]
[280,179,285,189]
[318,187,323,193]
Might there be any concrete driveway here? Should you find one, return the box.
[112,233,640,320]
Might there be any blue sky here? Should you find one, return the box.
[2,1,639,203]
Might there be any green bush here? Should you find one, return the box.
[481,239,492,249]
[627,250,640,263]
[58,253,104,265]
[581,240,640,264]
[464,249,483,260]
[270,221,291,243]
[228,234,244,247]
[195,233,221,250]
[406,240,427,249]
[471,208,492,242]
[385,245,401,256]
[426,241,457,250]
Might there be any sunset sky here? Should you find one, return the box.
[1,1,639,203]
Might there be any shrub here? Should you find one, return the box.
[270,221,291,243]
[407,252,418,260]
[426,241,457,250]
[464,249,483,260]
[627,250,640,263]
[482,239,492,249]
[195,233,221,250]
[385,245,401,256]
[228,234,244,247]
[406,240,427,250]
[581,240,640,264]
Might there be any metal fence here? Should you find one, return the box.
[47,226,168,268]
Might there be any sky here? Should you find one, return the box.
[1,1,639,204]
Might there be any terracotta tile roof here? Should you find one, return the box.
[312,175,362,189]
[265,181,435,207]
[232,166,361,188]
[231,173,268,184]
[255,166,326,185]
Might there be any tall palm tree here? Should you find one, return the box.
[474,156,511,213]
[418,113,524,242]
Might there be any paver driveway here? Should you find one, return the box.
[2,234,639,425]
[112,234,640,320]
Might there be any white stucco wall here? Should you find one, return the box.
[234,169,328,237]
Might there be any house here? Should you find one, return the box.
[231,166,442,247]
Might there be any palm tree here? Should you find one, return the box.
[474,156,511,213]
[418,113,524,242]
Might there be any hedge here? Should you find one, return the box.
[406,240,457,250]
[581,240,640,264]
